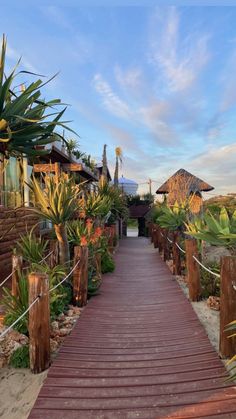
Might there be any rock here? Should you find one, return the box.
[50,339,59,353]
[73,306,82,315]
[57,313,65,321]
[51,321,59,331]
[59,328,70,337]
[66,309,74,317]
[8,330,28,345]
[207,296,220,311]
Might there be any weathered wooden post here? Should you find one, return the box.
[12,254,23,297]
[172,231,181,275]
[153,225,159,249]
[185,238,201,301]
[158,227,163,254]
[28,272,50,374]
[163,229,170,261]
[220,256,236,358]
[49,239,59,269]
[73,245,88,306]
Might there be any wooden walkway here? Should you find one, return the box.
[29,238,236,419]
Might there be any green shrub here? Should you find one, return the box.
[200,262,220,298]
[16,229,48,264]
[9,345,29,368]
[3,275,29,334]
[101,252,115,274]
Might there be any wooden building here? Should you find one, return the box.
[156,168,214,214]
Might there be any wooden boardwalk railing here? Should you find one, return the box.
[29,237,236,419]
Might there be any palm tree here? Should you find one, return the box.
[28,174,81,264]
[0,35,73,159]
[114,146,122,187]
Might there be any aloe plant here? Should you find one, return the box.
[185,207,236,253]
[83,191,112,220]
[28,174,81,264]
[0,35,75,159]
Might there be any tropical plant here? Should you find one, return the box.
[16,228,48,264]
[98,181,128,222]
[0,35,73,159]
[156,201,187,231]
[82,191,111,220]
[185,207,236,253]
[67,218,103,248]
[28,174,81,264]
[65,138,80,158]
[114,146,122,187]
[9,345,29,368]
[101,144,108,184]
[3,274,28,334]
[101,251,115,273]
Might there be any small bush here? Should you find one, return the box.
[101,252,115,274]
[200,261,220,298]
[9,345,29,368]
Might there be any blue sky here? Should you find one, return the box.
[1,2,236,196]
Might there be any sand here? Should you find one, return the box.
[0,368,47,419]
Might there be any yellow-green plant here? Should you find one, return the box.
[156,201,187,231]
[28,174,81,264]
[83,190,111,220]
[16,227,48,264]
[185,207,236,253]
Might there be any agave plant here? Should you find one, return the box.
[28,174,81,264]
[0,35,73,159]
[98,181,128,221]
[3,274,28,334]
[16,228,48,264]
[156,201,187,231]
[185,207,236,253]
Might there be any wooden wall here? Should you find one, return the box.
[0,207,39,277]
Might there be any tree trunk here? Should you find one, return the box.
[54,223,70,265]
[114,157,119,186]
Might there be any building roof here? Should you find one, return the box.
[129,204,151,218]
[118,176,138,185]
[156,168,214,194]
[96,164,112,181]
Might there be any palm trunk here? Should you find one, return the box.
[114,157,119,187]
[54,224,70,265]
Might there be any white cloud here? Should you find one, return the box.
[114,66,142,90]
[93,73,133,119]
[7,45,39,74]
[149,7,210,92]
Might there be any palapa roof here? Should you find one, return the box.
[156,168,214,194]
[129,204,150,219]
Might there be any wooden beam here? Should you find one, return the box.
[33,163,56,173]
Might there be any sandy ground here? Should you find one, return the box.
[0,368,47,419]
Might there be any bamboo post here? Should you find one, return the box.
[12,254,23,297]
[220,256,236,358]
[185,238,201,301]
[49,239,59,269]
[173,231,181,275]
[73,245,88,306]
[28,272,50,374]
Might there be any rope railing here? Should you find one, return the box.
[0,258,81,340]
[0,296,40,340]
[49,259,81,293]
[153,226,219,278]
[192,255,220,278]
[0,250,54,288]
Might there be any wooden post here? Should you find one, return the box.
[220,256,236,358]
[73,245,88,306]
[163,229,170,261]
[28,272,50,374]
[173,231,181,275]
[12,255,23,297]
[153,226,158,248]
[158,227,163,254]
[185,238,201,301]
[49,239,59,269]
[96,252,102,279]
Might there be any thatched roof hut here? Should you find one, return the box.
[156,168,214,214]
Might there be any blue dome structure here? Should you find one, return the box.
[118,175,138,196]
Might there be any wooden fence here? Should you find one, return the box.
[149,223,236,359]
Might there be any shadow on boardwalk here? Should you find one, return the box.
[29,237,236,419]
